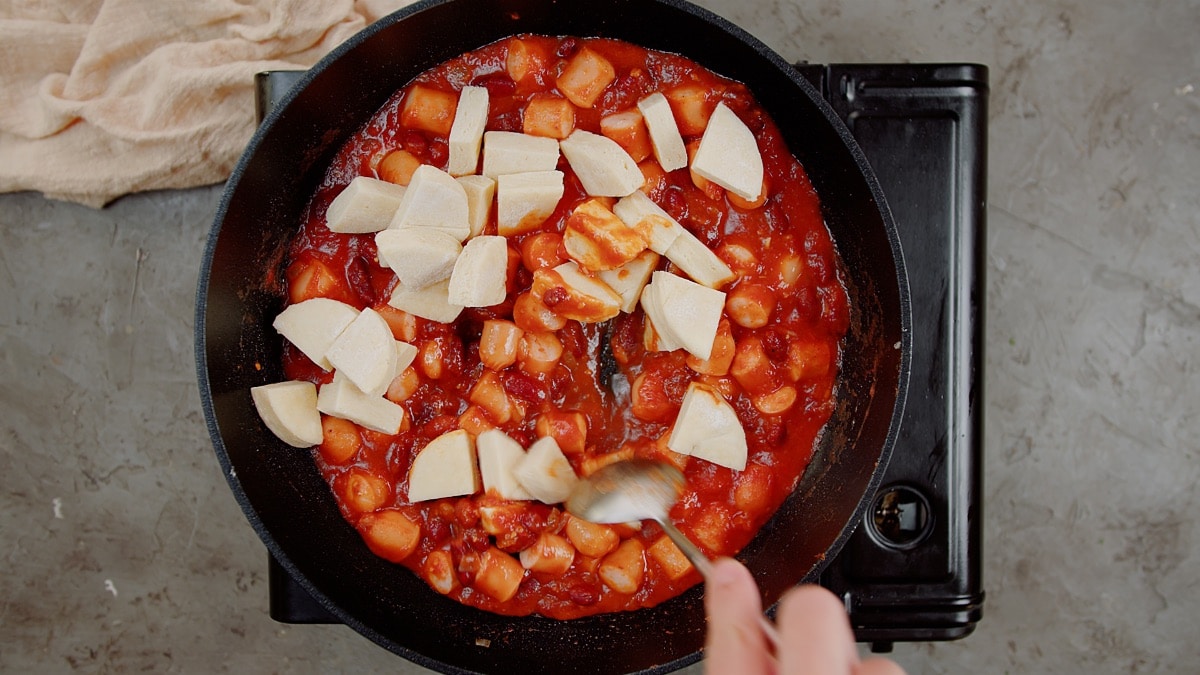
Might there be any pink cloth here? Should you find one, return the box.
[0,0,414,207]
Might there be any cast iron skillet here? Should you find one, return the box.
[195,0,911,672]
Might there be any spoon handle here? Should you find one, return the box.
[655,518,782,652]
[656,517,714,578]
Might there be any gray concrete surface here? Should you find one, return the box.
[2,0,1197,672]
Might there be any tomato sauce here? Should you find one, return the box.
[280,35,848,619]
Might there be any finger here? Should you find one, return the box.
[704,558,773,675]
[858,657,907,675]
[776,585,858,675]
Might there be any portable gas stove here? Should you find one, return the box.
[253,60,987,655]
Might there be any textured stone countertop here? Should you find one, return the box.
[1,0,1196,672]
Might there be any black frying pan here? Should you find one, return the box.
[195,0,911,672]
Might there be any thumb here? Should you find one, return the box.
[776,585,860,674]
[704,558,772,675]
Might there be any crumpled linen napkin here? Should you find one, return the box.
[0,0,415,207]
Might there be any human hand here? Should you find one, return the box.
[704,558,906,674]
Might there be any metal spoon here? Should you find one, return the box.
[565,458,781,650]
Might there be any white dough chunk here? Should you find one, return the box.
[408,429,481,502]
[272,297,359,371]
[690,102,764,201]
[482,131,561,178]
[325,176,408,234]
[638,281,683,352]
[553,260,623,314]
[375,228,462,290]
[639,271,725,361]
[457,174,496,238]
[559,129,644,197]
[324,307,398,397]
[598,249,659,313]
[387,278,465,323]
[393,340,419,376]
[389,165,471,240]
[448,85,489,176]
[612,190,686,254]
[637,92,687,172]
[513,437,578,504]
[250,380,323,447]
[448,235,509,307]
[316,371,406,434]
[496,170,564,236]
[667,381,747,471]
[536,261,622,323]
[664,229,736,289]
[476,429,533,501]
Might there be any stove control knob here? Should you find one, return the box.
[866,485,932,549]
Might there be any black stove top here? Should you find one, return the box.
[255,61,987,655]
[794,63,987,652]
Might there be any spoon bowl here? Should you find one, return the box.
[566,459,781,649]
[565,459,686,524]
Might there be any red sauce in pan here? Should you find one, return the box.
[280,35,848,618]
